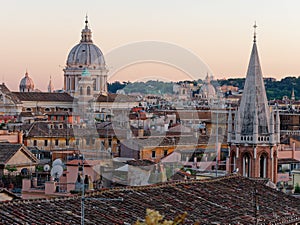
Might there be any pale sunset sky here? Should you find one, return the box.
[0,0,300,91]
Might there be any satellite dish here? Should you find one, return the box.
[52,158,63,166]
[43,164,50,172]
[50,165,63,181]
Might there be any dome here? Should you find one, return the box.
[19,71,34,92]
[66,17,105,69]
[199,74,216,99]
[67,43,105,68]
[81,68,91,77]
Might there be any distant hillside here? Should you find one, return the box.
[108,76,299,100]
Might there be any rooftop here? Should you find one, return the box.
[0,175,299,224]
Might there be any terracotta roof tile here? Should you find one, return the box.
[12,92,74,102]
[0,175,300,224]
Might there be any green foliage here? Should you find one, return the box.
[123,80,174,95]
[107,81,128,93]
[108,76,299,101]
[295,183,300,194]
[5,165,17,173]
[35,165,44,172]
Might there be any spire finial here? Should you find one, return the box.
[25,69,28,77]
[253,21,257,43]
[85,14,88,28]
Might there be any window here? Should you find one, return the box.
[87,86,91,95]
[76,139,80,145]
[108,139,112,147]
[86,138,90,145]
[164,150,168,157]
[33,140,37,146]
[80,86,83,95]
[93,79,96,91]
[152,150,156,158]
[26,108,32,112]
[66,139,70,146]
[44,140,48,146]
[91,138,96,145]
[45,108,50,112]
[55,139,59,146]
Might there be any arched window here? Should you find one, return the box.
[80,86,83,95]
[231,152,236,173]
[259,153,268,178]
[87,86,91,95]
[243,153,251,177]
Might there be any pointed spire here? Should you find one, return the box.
[85,14,89,29]
[48,76,55,93]
[25,69,28,77]
[270,109,275,144]
[238,23,270,138]
[253,21,257,43]
[291,88,295,101]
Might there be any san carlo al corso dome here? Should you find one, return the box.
[66,18,105,69]
[66,43,105,69]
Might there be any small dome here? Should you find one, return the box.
[19,71,34,92]
[81,68,91,77]
[199,74,216,99]
[66,17,105,69]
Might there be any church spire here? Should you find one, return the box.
[253,21,257,43]
[48,76,55,93]
[291,87,295,101]
[237,23,270,140]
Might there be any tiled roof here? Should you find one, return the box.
[95,93,138,102]
[0,188,21,201]
[24,121,126,138]
[0,143,38,164]
[12,92,74,102]
[0,143,23,164]
[121,135,227,150]
[0,84,22,104]
[1,175,300,224]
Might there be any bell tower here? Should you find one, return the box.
[228,23,279,182]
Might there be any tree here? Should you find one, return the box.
[135,209,199,225]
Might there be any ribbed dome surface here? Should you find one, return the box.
[66,43,105,68]
[19,72,34,92]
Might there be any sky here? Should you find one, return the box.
[1,0,300,91]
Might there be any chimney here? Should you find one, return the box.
[18,131,23,144]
